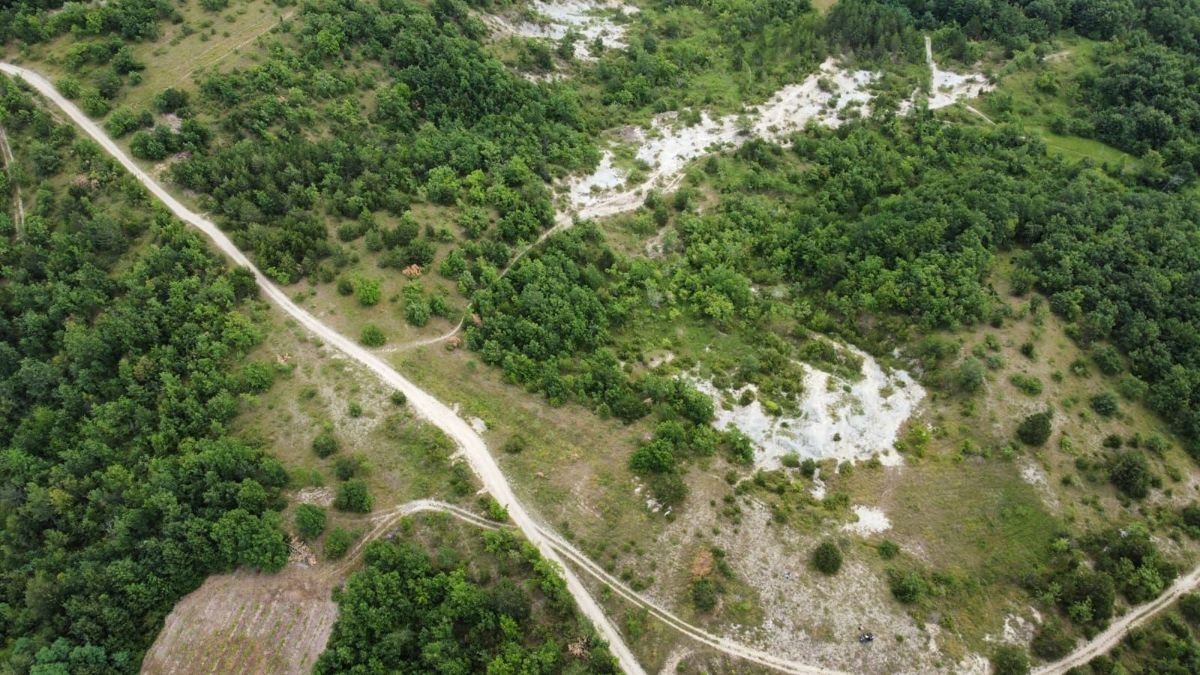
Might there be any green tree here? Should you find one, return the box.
[313,431,339,458]
[356,278,381,307]
[1016,411,1053,446]
[295,504,328,540]
[1109,451,1152,499]
[990,644,1030,675]
[335,479,373,513]
[811,541,843,575]
[324,528,354,560]
[360,323,386,347]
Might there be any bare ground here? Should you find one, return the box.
[141,568,337,675]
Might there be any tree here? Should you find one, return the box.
[335,479,373,513]
[295,504,328,540]
[990,644,1030,675]
[811,541,843,575]
[1109,451,1152,499]
[1016,411,1053,446]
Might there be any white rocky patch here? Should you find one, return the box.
[487,0,637,61]
[560,40,991,223]
[692,342,925,469]
[842,505,892,536]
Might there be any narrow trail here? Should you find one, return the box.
[0,62,645,675]
[383,213,570,353]
[0,125,24,236]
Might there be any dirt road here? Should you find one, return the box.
[0,61,646,675]
[1033,565,1200,674]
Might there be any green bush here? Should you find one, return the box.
[1092,344,1123,375]
[990,644,1030,675]
[294,504,327,540]
[1109,451,1152,499]
[878,540,900,560]
[1009,373,1043,396]
[356,278,381,306]
[324,527,354,560]
[312,431,339,458]
[957,357,985,393]
[811,541,843,575]
[390,390,407,405]
[1180,593,1200,623]
[889,569,925,603]
[1016,410,1053,446]
[1091,392,1119,417]
[336,277,355,296]
[690,578,717,612]
[335,479,373,513]
[1030,621,1073,660]
[334,455,363,481]
[359,323,386,347]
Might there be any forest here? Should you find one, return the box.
[0,77,290,671]
[316,524,617,674]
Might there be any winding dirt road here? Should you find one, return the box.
[0,62,645,675]
[4,58,1193,675]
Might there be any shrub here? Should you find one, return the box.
[359,323,386,347]
[812,541,843,575]
[1180,593,1200,623]
[1092,345,1123,375]
[324,527,354,560]
[691,578,717,612]
[781,453,801,468]
[503,435,526,454]
[356,278,381,306]
[334,479,373,513]
[390,390,407,406]
[1030,621,1073,660]
[889,569,924,603]
[1182,504,1200,531]
[1091,392,1119,417]
[1016,411,1053,446]
[991,644,1030,675]
[294,504,327,540]
[312,431,339,458]
[1009,374,1043,396]
[957,357,985,393]
[1109,451,1151,499]
[348,402,363,418]
[334,455,363,481]
[799,458,817,478]
[878,540,900,560]
[336,277,354,296]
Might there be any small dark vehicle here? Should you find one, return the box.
[859,632,874,644]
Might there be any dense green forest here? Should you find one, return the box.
[0,78,290,671]
[315,524,617,674]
